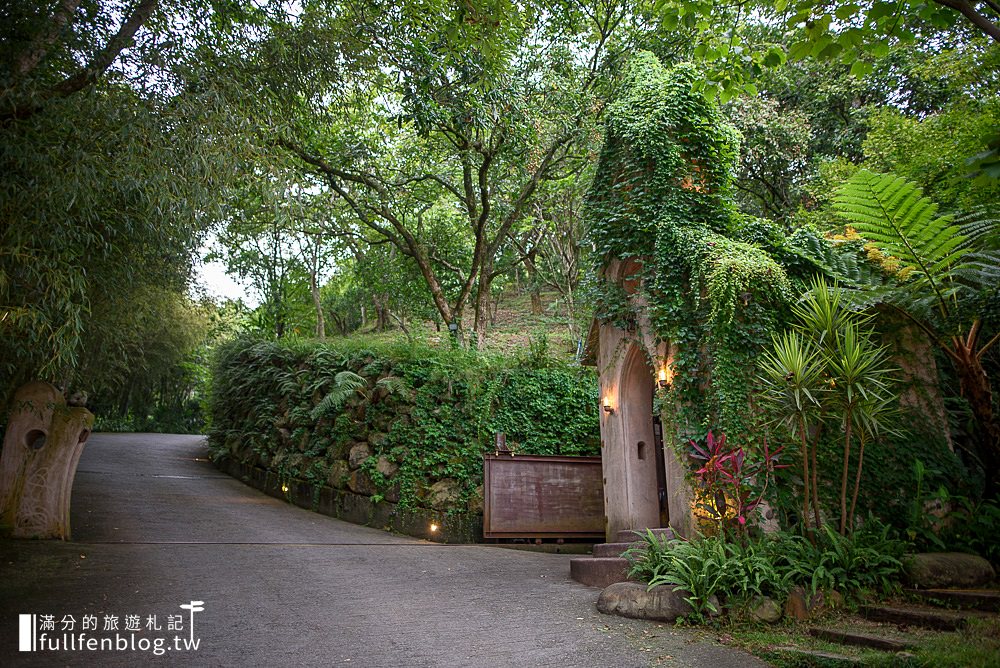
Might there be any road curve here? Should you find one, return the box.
[1,433,767,667]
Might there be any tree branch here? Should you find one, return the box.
[934,0,1000,42]
[53,0,161,96]
[13,0,81,79]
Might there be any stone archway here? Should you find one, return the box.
[617,344,662,532]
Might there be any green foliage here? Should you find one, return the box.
[625,522,908,621]
[908,459,1000,566]
[863,99,1000,213]
[207,336,600,512]
[475,366,600,456]
[770,523,906,597]
[758,278,899,534]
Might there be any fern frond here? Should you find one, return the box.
[833,171,966,306]
[374,375,408,397]
[310,371,368,420]
[955,206,1000,248]
[787,228,889,289]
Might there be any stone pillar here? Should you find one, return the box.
[0,381,93,539]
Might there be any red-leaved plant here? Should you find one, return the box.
[690,431,787,537]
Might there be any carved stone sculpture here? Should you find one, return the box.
[0,381,93,539]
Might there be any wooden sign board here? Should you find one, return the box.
[483,454,605,539]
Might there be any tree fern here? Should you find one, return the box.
[833,170,969,311]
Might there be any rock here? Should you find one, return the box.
[597,582,713,622]
[427,478,462,510]
[828,590,845,609]
[785,586,809,621]
[809,590,827,616]
[348,443,372,470]
[376,456,398,478]
[467,485,484,514]
[369,432,389,449]
[750,596,782,623]
[326,460,350,489]
[383,482,402,503]
[348,470,377,496]
[905,553,996,589]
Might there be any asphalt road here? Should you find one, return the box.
[1,433,767,667]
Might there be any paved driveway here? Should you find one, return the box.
[1,433,766,667]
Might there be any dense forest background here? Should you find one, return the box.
[2,0,997,436]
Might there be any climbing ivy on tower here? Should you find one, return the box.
[586,53,792,448]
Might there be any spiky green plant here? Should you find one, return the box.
[759,329,825,534]
[825,321,897,534]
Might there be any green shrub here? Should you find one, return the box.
[625,520,908,622]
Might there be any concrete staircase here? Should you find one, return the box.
[570,527,674,588]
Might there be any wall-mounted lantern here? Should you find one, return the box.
[658,364,673,391]
[602,395,615,414]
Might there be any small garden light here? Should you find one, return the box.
[602,396,614,414]
[429,523,439,533]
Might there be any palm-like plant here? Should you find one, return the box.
[833,170,1000,498]
[825,321,897,534]
[759,329,825,533]
[759,277,898,535]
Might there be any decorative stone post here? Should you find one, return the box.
[0,381,93,539]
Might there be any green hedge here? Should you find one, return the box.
[207,336,600,514]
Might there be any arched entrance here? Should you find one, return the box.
[618,344,664,532]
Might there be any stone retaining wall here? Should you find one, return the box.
[215,455,482,543]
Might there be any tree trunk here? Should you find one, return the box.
[810,424,822,529]
[525,248,542,315]
[309,243,325,339]
[839,415,853,535]
[952,338,1000,498]
[473,259,493,349]
[373,293,390,332]
[563,283,577,340]
[798,416,812,536]
[849,432,868,528]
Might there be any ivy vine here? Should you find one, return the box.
[586,53,792,451]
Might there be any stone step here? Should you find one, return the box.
[860,604,981,631]
[905,588,1000,612]
[614,527,674,544]
[807,627,914,652]
[569,556,631,589]
[593,542,636,558]
[771,647,859,666]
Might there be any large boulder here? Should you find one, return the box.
[326,460,350,489]
[375,456,398,479]
[347,470,377,496]
[596,582,716,622]
[348,442,372,470]
[427,478,462,510]
[750,596,782,624]
[905,553,995,588]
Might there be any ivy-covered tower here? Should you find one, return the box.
[584,53,790,540]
